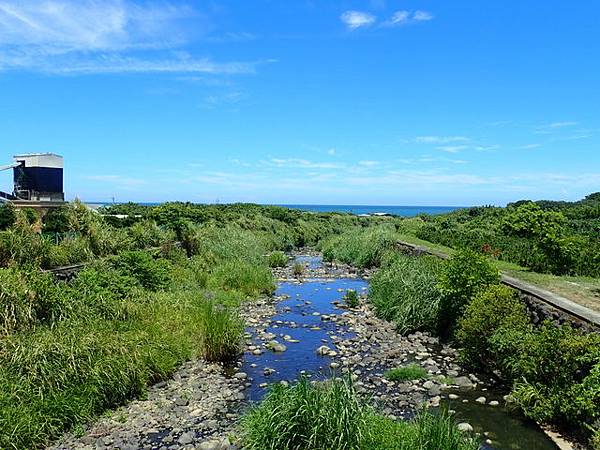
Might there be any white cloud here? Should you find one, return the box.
[0,0,259,75]
[358,160,379,167]
[382,9,434,27]
[340,11,376,30]
[327,148,336,156]
[413,136,470,144]
[520,144,541,149]
[436,145,469,153]
[413,10,434,22]
[267,158,345,170]
[386,10,410,25]
[548,121,577,128]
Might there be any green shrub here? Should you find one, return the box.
[369,254,442,334]
[42,234,93,268]
[343,289,360,308]
[267,251,288,268]
[199,299,244,362]
[384,364,428,381]
[241,376,369,450]
[456,284,530,371]
[489,322,600,442]
[0,203,16,230]
[209,260,275,297]
[42,206,71,233]
[437,249,500,338]
[292,262,305,277]
[111,250,172,291]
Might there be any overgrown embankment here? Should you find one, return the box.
[0,202,386,449]
[321,226,600,448]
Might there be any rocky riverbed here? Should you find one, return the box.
[49,253,560,450]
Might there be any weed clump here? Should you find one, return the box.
[198,299,244,362]
[267,251,288,268]
[343,289,360,308]
[384,364,429,382]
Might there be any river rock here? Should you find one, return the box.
[457,423,474,433]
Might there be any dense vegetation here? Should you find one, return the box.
[414,193,600,277]
[241,376,478,450]
[0,195,598,448]
[322,225,600,446]
[0,201,387,449]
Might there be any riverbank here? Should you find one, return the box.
[49,252,563,450]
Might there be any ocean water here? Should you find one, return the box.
[279,204,462,216]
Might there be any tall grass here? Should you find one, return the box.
[369,253,443,334]
[321,225,397,268]
[198,298,244,362]
[240,376,478,450]
[364,411,479,450]
[241,376,369,450]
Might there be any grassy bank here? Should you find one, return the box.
[240,376,478,450]
[321,226,600,446]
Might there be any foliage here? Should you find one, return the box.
[209,260,275,297]
[484,322,600,443]
[110,250,172,291]
[369,253,443,334]
[198,298,244,362]
[384,364,429,382]
[414,193,600,277]
[293,263,305,277]
[363,411,479,450]
[437,249,500,338]
[267,251,288,268]
[241,376,477,450]
[42,206,71,233]
[0,203,16,230]
[455,284,530,371]
[343,289,359,308]
[241,376,370,450]
[321,225,397,268]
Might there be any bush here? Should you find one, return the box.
[267,251,288,268]
[198,298,244,362]
[455,284,530,371]
[42,206,71,233]
[437,249,500,338]
[241,376,370,450]
[369,254,442,334]
[0,203,16,230]
[384,364,428,382]
[489,322,600,443]
[292,263,305,277]
[111,250,172,291]
[343,289,359,308]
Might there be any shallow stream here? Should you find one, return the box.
[240,255,558,450]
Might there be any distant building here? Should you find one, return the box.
[1,153,65,208]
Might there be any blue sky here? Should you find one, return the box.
[0,1,598,206]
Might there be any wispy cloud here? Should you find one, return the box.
[413,136,470,144]
[0,0,260,75]
[413,10,434,22]
[340,11,376,30]
[266,158,345,170]
[520,143,541,149]
[548,121,577,128]
[436,145,469,153]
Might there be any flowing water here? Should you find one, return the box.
[240,256,559,450]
